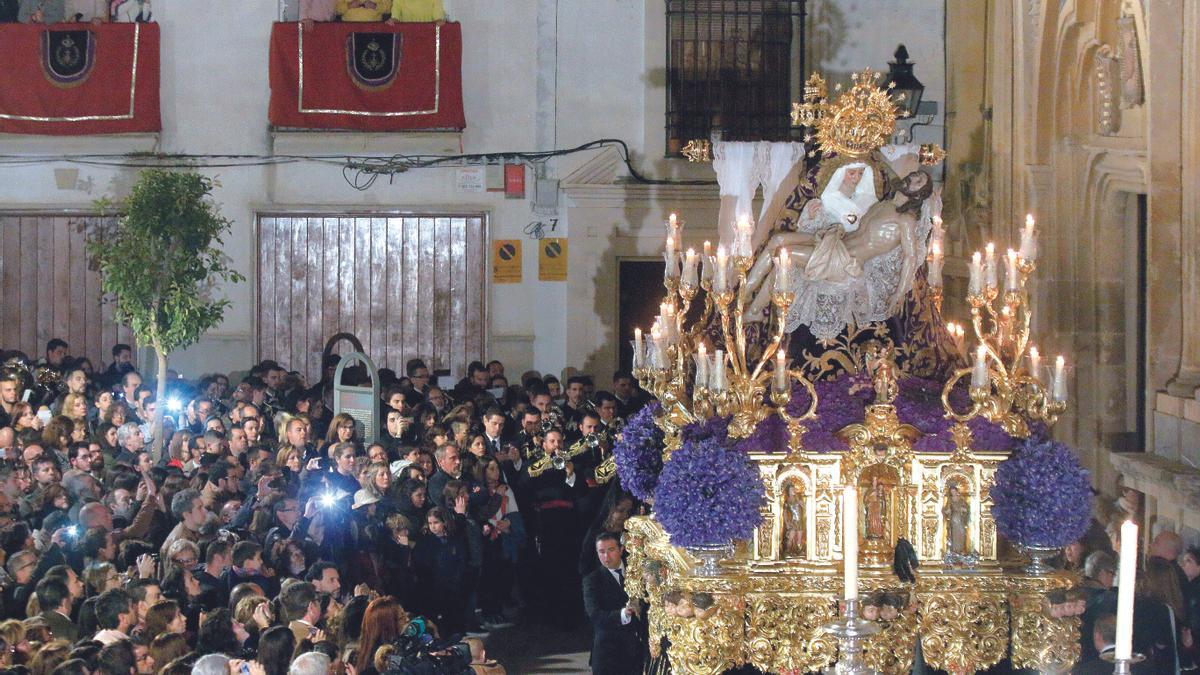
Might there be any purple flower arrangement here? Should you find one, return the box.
[654,434,766,547]
[990,437,1093,548]
[612,403,666,502]
[737,372,1039,453]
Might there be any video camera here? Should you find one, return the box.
[382,616,472,675]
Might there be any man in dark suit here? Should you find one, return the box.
[582,532,644,675]
[36,577,78,644]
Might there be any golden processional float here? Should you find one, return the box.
[606,70,1094,675]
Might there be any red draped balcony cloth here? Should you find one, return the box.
[0,22,160,135]
[269,21,465,132]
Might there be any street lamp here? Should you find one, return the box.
[883,44,924,119]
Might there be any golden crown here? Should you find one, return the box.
[792,69,901,159]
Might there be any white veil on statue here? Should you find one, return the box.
[817,162,878,231]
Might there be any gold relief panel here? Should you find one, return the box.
[745,594,838,674]
[917,591,1009,673]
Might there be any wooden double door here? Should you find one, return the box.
[257,213,488,382]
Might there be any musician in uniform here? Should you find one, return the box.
[520,427,586,626]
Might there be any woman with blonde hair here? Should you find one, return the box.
[61,393,90,431]
[28,640,70,675]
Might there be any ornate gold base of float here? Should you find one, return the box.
[626,516,1080,675]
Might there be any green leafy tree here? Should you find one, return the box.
[88,169,244,455]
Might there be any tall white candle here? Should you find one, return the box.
[1020,214,1037,262]
[695,343,708,389]
[969,251,983,295]
[1028,346,1041,383]
[972,345,990,388]
[665,224,678,277]
[928,241,944,288]
[713,350,725,391]
[1053,355,1067,402]
[984,243,997,290]
[634,328,644,368]
[843,485,858,601]
[650,325,664,369]
[715,245,729,293]
[1005,249,1020,291]
[775,248,790,290]
[669,213,677,228]
[735,217,753,258]
[683,249,698,286]
[774,350,788,393]
[1114,519,1138,661]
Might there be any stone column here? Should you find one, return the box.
[1169,0,1200,396]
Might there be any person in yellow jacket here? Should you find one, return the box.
[335,0,391,22]
[389,0,445,23]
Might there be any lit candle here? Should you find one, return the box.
[774,350,788,393]
[1053,355,1067,402]
[1028,346,1041,383]
[634,328,644,368]
[735,216,753,258]
[650,325,664,369]
[928,240,944,288]
[683,249,698,286]
[972,345,989,388]
[1115,519,1138,661]
[1019,214,1037,262]
[984,242,997,290]
[669,213,677,228]
[664,233,678,280]
[1005,249,1020,291]
[969,251,983,295]
[843,485,858,601]
[696,342,708,389]
[715,245,729,293]
[775,248,790,290]
[713,349,725,391]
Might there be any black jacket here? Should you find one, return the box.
[582,565,643,675]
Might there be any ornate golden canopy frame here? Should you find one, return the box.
[623,405,1081,675]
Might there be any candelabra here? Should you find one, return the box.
[631,215,817,443]
[939,216,1068,437]
[822,599,882,675]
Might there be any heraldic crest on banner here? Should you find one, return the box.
[41,29,96,87]
[346,32,401,91]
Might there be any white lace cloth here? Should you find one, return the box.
[712,141,806,243]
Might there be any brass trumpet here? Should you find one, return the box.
[526,434,596,477]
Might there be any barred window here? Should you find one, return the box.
[666,0,806,155]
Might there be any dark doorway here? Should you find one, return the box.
[617,259,667,371]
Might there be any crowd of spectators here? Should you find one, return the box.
[0,338,650,675]
[0,0,149,24]
[1065,492,1200,674]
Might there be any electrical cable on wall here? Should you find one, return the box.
[0,138,716,191]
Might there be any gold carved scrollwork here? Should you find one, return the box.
[1009,578,1082,672]
[665,595,745,675]
[745,595,838,674]
[837,404,921,482]
[863,608,919,674]
[918,591,1008,673]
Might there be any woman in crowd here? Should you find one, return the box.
[412,507,469,636]
[355,596,408,675]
